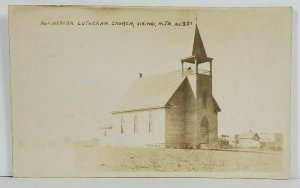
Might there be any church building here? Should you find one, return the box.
[107,25,221,148]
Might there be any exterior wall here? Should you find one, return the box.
[184,77,198,147]
[106,72,220,149]
[165,79,190,148]
[104,109,165,147]
[196,74,218,147]
[165,73,219,148]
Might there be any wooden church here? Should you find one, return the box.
[107,25,221,148]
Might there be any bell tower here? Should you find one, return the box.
[180,24,213,77]
[180,24,213,101]
[181,24,220,148]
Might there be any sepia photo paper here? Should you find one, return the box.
[9,6,292,178]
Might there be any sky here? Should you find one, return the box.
[10,6,292,141]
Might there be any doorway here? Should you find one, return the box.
[199,116,209,144]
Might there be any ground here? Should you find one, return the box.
[13,140,285,177]
[74,142,283,174]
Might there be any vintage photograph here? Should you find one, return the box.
[9,6,291,178]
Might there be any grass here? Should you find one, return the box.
[74,143,283,173]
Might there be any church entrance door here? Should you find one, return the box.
[198,116,209,144]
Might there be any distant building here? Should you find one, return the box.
[234,134,239,147]
[99,125,112,137]
[107,25,221,148]
[236,131,260,148]
[218,135,230,148]
[259,133,283,150]
[274,133,283,150]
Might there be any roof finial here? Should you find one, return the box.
[195,13,198,25]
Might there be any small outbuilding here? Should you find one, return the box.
[237,131,260,148]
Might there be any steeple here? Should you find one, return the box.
[192,24,208,62]
[180,24,213,76]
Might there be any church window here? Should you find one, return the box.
[134,114,138,133]
[203,91,207,108]
[148,113,153,132]
[201,116,209,127]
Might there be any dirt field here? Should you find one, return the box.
[74,143,283,174]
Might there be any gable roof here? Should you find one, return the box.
[112,70,186,114]
[239,132,260,139]
[212,97,221,112]
[112,69,222,114]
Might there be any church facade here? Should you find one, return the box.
[105,25,221,148]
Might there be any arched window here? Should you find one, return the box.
[201,116,209,127]
[134,114,138,133]
[203,91,207,108]
[121,115,124,134]
[148,113,153,133]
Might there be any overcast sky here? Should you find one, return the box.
[10,7,291,141]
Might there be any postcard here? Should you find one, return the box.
[9,6,292,178]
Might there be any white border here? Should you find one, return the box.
[0,0,299,185]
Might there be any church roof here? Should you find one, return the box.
[212,97,221,112]
[112,70,186,114]
[112,69,221,114]
[239,132,260,139]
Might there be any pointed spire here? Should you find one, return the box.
[192,24,208,62]
[180,24,213,70]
